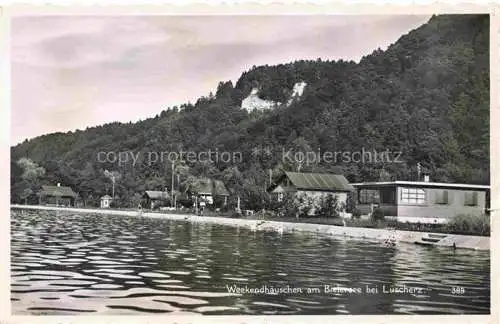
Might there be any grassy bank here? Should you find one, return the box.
[11,204,490,251]
[209,210,491,237]
[13,204,490,237]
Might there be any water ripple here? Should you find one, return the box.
[11,209,490,315]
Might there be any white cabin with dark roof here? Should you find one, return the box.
[352,180,490,223]
[267,171,354,215]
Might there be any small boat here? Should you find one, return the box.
[414,233,448,247]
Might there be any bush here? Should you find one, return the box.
[316,194,342,218]
[231,210,243,218]
[177,195,194,208]
[220,204,231,213]
[351,208,362,219]
[371,207,385,222]
[348,217,378,228]
[446,213,490,236]
[296,193,315,217]
[269,192,299,218]
[213,196,227,209]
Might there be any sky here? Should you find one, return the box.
[11,15,431,145]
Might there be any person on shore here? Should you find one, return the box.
[137,202,143,216]
[199,201,205,216]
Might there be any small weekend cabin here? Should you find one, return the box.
[267,171,354,215]
[38,184,77,207]
[351,180,490,223]
[143,190,170,209]
[190,178,230,206]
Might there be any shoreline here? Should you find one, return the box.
[11,204,489,251]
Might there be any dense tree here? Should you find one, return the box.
[14,158,46,204]
[11,15,489,208]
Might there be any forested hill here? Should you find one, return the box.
[11,14,490,208]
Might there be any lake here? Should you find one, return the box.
[10,209,490,315]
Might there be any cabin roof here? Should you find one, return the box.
[269,172,354,192]
[191,178,229,196]
[351,181,490,190]
[144,191,169,200]
[213,179,230,196]
[101,195,112,199]
[39,185,77,197]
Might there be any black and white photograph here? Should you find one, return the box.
[5,5,494,319]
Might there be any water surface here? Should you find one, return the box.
[11,209,490,315]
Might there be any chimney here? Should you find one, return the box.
[57,183,61,187]
[423,175,430,182]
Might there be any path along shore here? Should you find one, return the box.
[11,204,489,251]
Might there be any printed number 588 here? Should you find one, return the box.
[452,287,465,294]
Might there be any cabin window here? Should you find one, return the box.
[435,190,449,205]
[464,191,478,206]
[400,188,426,204]
[277,192,284,202]
[358,189,380,204]
[380,188,396,204]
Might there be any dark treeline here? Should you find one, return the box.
[11,14,490,209]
